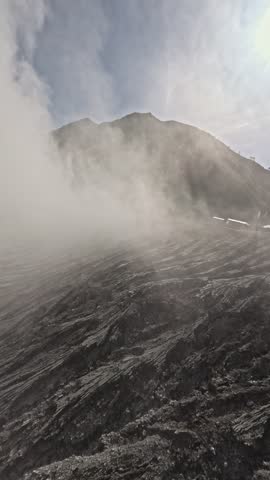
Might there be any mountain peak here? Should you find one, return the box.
[66,117,96,128]
[53,112,269,219]
[116,111,158,122]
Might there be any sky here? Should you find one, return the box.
[11,0,270,166]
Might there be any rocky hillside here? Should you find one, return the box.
[53,113,270,220]
[1,114,270,480]
[1,223,270,480]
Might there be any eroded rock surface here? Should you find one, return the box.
[1,226,270,479]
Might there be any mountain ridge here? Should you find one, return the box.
[53,113,270,221]
[56,112,266,163]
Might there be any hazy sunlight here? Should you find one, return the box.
[255,7,270,61]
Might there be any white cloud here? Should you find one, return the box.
[0,1,171,252]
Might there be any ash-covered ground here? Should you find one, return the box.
[1,223,270,480]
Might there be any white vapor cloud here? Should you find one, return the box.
[0,1,170,256]
[0,1,66,239]
[9,0,48,60]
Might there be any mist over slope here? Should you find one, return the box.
[2,225,270,480]
[2,2,270,479]
[3,98,270,480]
[54,112,270,221]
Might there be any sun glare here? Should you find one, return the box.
[255,8,270,61]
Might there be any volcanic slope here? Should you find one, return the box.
[54,113,270,220]
[1,223,270,480]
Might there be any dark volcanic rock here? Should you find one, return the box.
[1,225,270,479]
